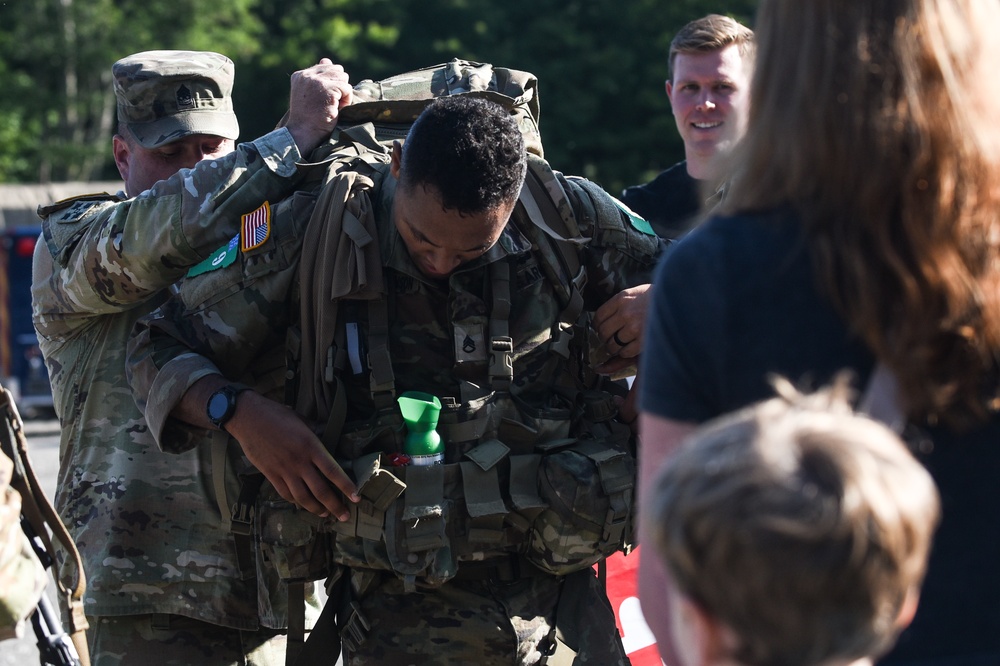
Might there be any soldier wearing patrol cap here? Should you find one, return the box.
[111,50,243,198]
[113,50,240,150]
[31,50,355,665]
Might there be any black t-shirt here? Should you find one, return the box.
[640,207,1000,664]
[621,161,703,240]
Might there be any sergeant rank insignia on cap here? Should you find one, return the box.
[241,201,271,252]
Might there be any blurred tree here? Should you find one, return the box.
[0,0,756,190]
[0,0,263,183]
[234,0,756,194]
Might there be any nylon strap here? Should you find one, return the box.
[519,164,586,323]
[461,439,510,545]
[285,581,306,666]
[366,297,396,409]
[401,464,447,552]
[230,473,264,580]
[488,262,514,392]
[508,454,546,512]
[319,375,348,453]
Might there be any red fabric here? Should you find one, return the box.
[604,547,662,665]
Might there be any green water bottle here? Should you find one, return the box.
[398,391,444,466]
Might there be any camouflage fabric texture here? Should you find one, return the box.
[344,571,627,665]
[113,50,239,149]
[127,154,661,662]
[30,128,311,634]
[88,614,287,666]
[0,449,47,641]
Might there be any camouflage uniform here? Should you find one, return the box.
[30,51,319,663]
[128,156,662,664]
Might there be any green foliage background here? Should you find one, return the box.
[0,0,756,194]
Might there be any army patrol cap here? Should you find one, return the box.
[113,50,240,149]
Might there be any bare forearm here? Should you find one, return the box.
[637,412,697,664]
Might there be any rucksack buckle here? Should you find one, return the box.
[340,600,371,653]
[231,501,254,537]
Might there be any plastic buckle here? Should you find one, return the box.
[341,600,371,653]
[231,502,254,537]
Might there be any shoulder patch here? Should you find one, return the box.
[187,235,239,278]
[240,202,271,252]
[609,195,655,236]
[37,192,122,222]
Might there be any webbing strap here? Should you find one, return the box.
[366,297,395,408]
[285,581,306,666]
[488,262,514,392]
[508,454,546,512]
[230,473,264,580]
[401,464,446,552]
[460,461,506,544]
[461,439,510,545]
[211,434,230,531]
[519,165,586,325]
[319,375,348,452]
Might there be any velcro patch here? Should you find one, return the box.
[241,202,271,252]
[187,235,239,277]
[610,195,655,236]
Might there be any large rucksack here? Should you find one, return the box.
[331,58,541,157]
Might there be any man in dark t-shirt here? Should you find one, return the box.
[622,14,753,239]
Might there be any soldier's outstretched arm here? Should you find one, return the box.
[175,376,359,520]
[127,297,359,518]
[284,58,354,158]
[33,59,352,318]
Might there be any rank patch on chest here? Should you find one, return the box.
[454,323,486,363]
[241,202,271,252]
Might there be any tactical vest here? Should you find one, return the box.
[254,143,638,595]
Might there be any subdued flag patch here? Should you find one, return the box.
[241,202,271,252]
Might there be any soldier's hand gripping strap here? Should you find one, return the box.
[0,384,91,665]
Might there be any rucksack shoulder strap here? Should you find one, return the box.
[518,156,587,323]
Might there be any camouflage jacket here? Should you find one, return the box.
[127,161,662,581]
[30,128,317,630]
[128,161,663,453]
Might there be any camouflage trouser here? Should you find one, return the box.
[345,567,630,666]
[87,614,288,666]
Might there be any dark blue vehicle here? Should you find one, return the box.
[0,225,52,414]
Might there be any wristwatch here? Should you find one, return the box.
[206,385,244,432]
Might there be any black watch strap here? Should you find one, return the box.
[207,385,245,432]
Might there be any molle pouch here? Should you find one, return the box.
[336,416,405,460]
[497,394,574,452]
[527,426,636,575]
[383,463,457,590]
[256,495,336,583]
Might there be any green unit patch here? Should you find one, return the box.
[610,196,655,236]
[188,235,239,277]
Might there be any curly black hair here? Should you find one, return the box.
[400,96,527,214]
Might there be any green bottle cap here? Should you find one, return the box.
[398,391,443,465]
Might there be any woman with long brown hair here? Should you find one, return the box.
[638,1,1000,663]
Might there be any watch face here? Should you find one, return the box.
[208,390,232,423]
